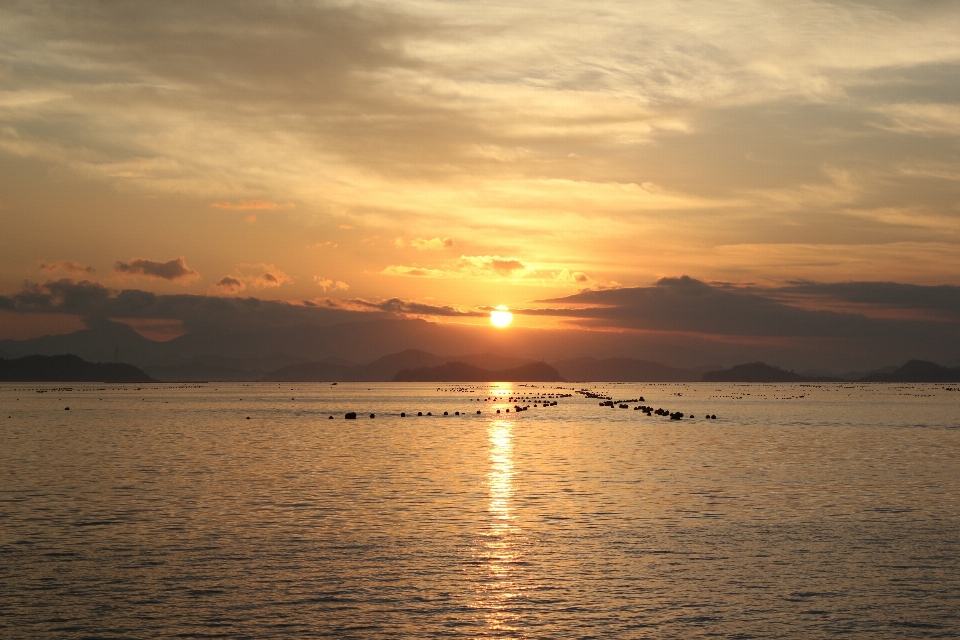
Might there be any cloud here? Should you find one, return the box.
[380,265,448,277]
[411,237,453,250]
[381,254,531,279]
[209,200,295,210]
[529,277,960,357]
[332,297,485,318]
[114,257,199,282]
[0,278,372,330]
[455,255,530,277]
[213,276,245,294]
[212,264,293,294]
[314,277,349,291]
[4,0,960,323]
[0,279,111,316]
[552,269,590,283]
[39,260,95,274]
[774,281,960,314]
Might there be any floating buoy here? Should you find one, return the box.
[64,407,69,410]
[246,416,250,419]
[345,412,357,419]
[477,410,481,414]
[370,414,375,419]
[401,412,406,417]
[418,412,423,416]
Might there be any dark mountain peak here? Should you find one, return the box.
[551,356,707,381]
[0,354,154,382]
[860,359,960,382]
[703,362,809,382]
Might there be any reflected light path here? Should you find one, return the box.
[472,416,523,634]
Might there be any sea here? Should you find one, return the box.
[1,381,958,638]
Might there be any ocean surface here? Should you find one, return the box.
[1,381,959,638]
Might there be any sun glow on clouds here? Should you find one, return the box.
[2,0,960,311]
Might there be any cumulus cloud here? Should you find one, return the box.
[552,269,590,283]
[39,260,95,274]
[211,264,293,294]
[411,237,453,250]
[213,276,245,294]
[114,257,199,282]
[314,276,350,291]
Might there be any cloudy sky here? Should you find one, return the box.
[1,1,959,364]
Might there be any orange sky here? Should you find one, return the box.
[1,1,960,334]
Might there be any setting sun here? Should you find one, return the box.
[490,306,513,328]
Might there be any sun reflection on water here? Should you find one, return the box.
[473,417,522,633]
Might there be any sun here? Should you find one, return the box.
[490,305,513,328]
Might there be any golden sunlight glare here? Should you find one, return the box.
[490,306,513,328]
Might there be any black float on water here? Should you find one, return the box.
[370,414,375,419]
[401,412,406,417]
[345,412,357,419]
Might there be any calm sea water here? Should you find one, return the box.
[1,381,959,638]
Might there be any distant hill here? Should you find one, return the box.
[0,354,155,382]
[703,362,838,382]
[394,361,564,382]
[263,350,538,382]
[552,357,716,381]
[860,360,960,382]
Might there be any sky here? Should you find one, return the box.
[1,1,959,367]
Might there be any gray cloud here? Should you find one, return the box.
[774,281,960,315]
[0,278,370,330]
[337,297,486,318]
[531,276,960,360]
[114,257,199,281]
[214,276,244,294]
